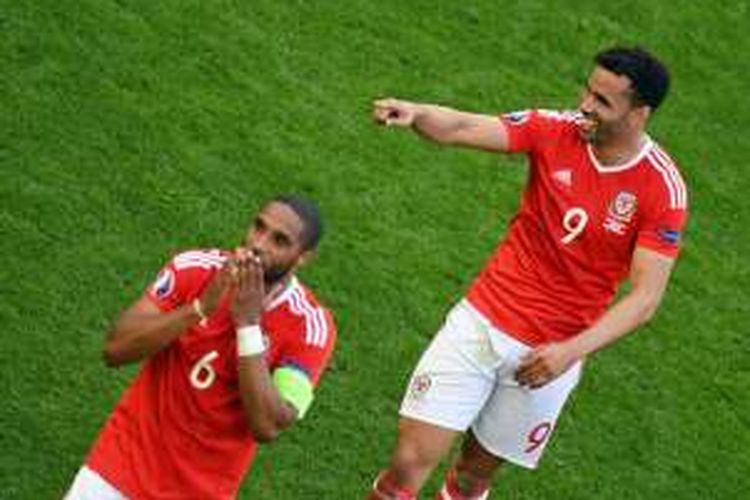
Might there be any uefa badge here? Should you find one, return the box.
[409,373,432,400]
[152,269,175,299]
[503,110,530,125]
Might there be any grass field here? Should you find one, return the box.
[2,0,748,498]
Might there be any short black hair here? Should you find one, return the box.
[595,46,670,111]
[270,194,324,251]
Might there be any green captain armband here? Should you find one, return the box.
[273,366,314,418]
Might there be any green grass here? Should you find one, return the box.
[2,0,748,498]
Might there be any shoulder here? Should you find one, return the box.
[163,249,227,292]
[528,109,581,131]
[641,141,688,210]
[171,249,228,271]
[503,109,579,124]
[514,109,581,141]
[147,249,227,307]
[271,278,336,348]
[500,109,581,153]
[535,109,581,123]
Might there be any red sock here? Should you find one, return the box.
[436,467,489,500]
[368,470,417,500]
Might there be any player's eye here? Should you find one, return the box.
[273,232,291,247]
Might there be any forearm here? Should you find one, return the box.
[566,289,661,360]
[104,304,200,366]
[238,354,296,442]
[411,104,496,147]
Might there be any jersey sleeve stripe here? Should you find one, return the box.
[648,152,678,208]
[646,150,687,209]
[174,251,227,270]
[175,250,225,261]
[652,146,688,208]
[652,147,687,208]
[652,148,687,208]
[302,292,327,348]
[288,288,328,348]
[174,256,226,270]
[286,291,309,339]
[174,254,226,267]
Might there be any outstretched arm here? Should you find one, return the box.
[515,247,676,388]
[372,97,510,152]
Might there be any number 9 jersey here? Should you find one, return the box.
[467,109,688,347]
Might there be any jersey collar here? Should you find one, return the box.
[587,134,653,173]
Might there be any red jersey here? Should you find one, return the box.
[467,110,688,346]
[87,249,336,499]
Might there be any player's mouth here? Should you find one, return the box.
[246,247,267,268]
[575,112,600,141]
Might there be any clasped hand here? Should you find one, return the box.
[197,248,266,326]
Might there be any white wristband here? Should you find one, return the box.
[237,325,266,357]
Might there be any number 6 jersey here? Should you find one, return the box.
[86,249,337,499]
[467,110,688,347]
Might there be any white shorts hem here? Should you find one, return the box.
[470,424,539,470]
[399,409,468,432]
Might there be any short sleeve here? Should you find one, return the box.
[500,110,538,153]
[500,109,576,156]
[637,151,689,258]
[145,250,225,311]
[276,309,337,387]
[637,207,688,258]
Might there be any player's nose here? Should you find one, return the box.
[250,239,268,258]
[247,234,267,257]
[579,93,595,114]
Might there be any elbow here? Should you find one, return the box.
[247,409,295,443]
[102,347,123,368]
[638,295,662,325]
[248,422,281,443]
[102,339,128,368]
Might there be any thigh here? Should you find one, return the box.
[399,302,500,432]
[472,358,582,469]
[65,466,128,500]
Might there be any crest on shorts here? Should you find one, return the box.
[152,269,175,298]
[409,373,432,400]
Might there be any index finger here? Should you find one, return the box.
[373,97,397,108]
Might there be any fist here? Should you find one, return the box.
[373,98,418,127]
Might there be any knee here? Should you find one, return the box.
[456,432,503,479]
[390,439,436,481]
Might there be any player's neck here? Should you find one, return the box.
[262,275,294,308]
[591,132,647,167]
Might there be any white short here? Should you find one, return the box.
[65,466,128,500]
[399,300,581,469]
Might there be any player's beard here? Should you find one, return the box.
[262,261,294,288]
[247,247,295,288]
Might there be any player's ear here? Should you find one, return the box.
[631,104,650,127]
[295,249,316,268]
